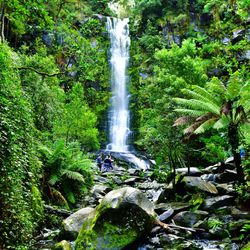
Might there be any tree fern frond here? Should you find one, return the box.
[194,118,217,134]
[192,85,222,105]
[184,121,203,134]
[68,159,92,171]
[174,98,220,115]
[174,108,205,116]
[196,113,215,122]
[61,169,85,182]
[213,116,229,129]
[182,87,220,106]
[50,187,69,209]
[48,174,60,186]
[174,116,195,126]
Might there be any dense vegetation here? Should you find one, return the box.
[0,0,249,249]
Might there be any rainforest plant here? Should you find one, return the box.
[174,71,250,182]
[39,139,93,207]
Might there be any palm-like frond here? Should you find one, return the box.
[184,121,203,134]
[182,86,221,106]
[194,118,217,134]
[174,108,205,116]
[61,169,85,182]
[174,98,220,115]
[213,115,229,129]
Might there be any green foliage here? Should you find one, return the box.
[39,139,93,206]
[0,43,43,249]
[53,83,99,151]
[207,218,224,230]
[201,134,228,163]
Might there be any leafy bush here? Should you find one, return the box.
[39,139,94,207]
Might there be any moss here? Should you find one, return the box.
[54,240,72,250]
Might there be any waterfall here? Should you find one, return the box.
[106,17,131,152]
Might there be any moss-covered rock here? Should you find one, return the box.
[75,187,156,250]
[54,240,72,250]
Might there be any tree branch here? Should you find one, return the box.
[17,66,63,77]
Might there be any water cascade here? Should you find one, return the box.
[106,17,149,170]
[106,17,131,152]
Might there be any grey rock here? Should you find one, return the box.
[75,187,156,250]
[184,176,218,194]
[173,210,208,227]
[62,207,95,239]
[176,167,201,176]
[158,208,174,222]
[202,195,235,210]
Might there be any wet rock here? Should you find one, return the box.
[136,181,166,190]
[176,167,201,176]
[184,176,218,194]
[217,170,238,183]
[158,208,174,222]
[201,173,217,182]
[202,195,235,210]
[91,184,111,198]
[62,207,95,239]
[231,207,250,220]
[75,187,156,250]
[173,210,208,227]
[124,177,141,185]
[215,183,235,195]
[155,202,191,214]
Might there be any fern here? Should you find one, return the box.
[194,118,217,134]
[174,108,205,116]
[174,98,220,115]
[61,169,85,182]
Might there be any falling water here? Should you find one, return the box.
[106,17,131,152]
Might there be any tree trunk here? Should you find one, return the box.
[228,124,245,182]
[0,5,5,42]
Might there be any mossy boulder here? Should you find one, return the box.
[75,187,156,250]
[62,207,95,239]
[54,240,72,250]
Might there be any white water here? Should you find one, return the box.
[106,17,131,152]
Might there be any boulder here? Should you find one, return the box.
[176,167,201,176]
[184,176,218,194]
[202,195,235,211]
[75,187,156,250]
[62,207,95,239]
[173,210,208,227]
[216,170,238,183]
[158,208,174,222]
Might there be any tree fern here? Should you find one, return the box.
[61,169,85,182]
[174,98,220,115]
[174,108,205,116]
[194,118,217,134]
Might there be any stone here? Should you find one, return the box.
[75,187,156,250]
[62,207,95,239]
[91,184,111,198]
[217,170,238,183]
[215,183,235,195]
[176,167,201,176]
[54,240,72,250]
[184,176,218,194]
[155,202,190,214]
[231,207,250,220]
[158,208,174,222]
[173,210,208,227]
[136,181,166,190]
[202,195,235,210]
